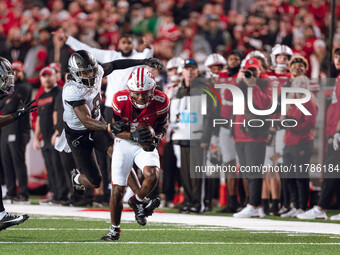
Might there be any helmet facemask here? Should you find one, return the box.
[70,64,99,87]
[128,88,155,109]
[0,72,14,94]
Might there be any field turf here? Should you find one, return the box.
[1,215,340,255]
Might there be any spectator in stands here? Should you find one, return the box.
[132,6,158,36]
[174,21,211,71]
[23,28,49,87]
[0,27,28,63]
[203,15,231,53]
[310,39,327,79]
[1,61,32,204]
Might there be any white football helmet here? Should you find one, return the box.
[127,67,156,109]
[166,57,184,82]
[204,53,226,78]
[270,44,293,70]
[241,50,268,69]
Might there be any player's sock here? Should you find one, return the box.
[112,224,120,229]
[262,199,269,214]
[0,211,5,220]
[74,174,81,184]
[135,194,143,202]
[132,195,143,204]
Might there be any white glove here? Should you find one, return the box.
[333,132,340,151]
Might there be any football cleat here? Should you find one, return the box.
[0,212,29,231]
[128,196,147,226]
[144,197,161,217]
[101,226,121,241]
[71,169,85,195]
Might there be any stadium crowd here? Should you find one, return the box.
[0,0,340,222]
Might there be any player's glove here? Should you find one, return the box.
[145,135,162,151]
[144,58,165,72]
[107,121,129,134]
[12,99,37,120]
[130,127,153,145]
[333,131,340,151]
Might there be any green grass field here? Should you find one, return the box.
[1,215,340,255]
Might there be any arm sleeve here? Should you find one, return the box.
[101,59,146,77]
[154,114,167,135]
[66,100,86,108]
[66,36,117,63]
[112,110,122,121]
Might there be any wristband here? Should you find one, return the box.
[107,123,112,133]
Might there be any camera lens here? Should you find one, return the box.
[244,70,253,78]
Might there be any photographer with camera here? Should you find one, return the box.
[231,58,273,218]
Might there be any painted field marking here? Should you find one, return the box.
[1,242,340,245]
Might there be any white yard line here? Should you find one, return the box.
[5,204,340,235]
[7,228,232,231]
[0,241,340,245]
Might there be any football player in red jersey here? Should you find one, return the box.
[297,48,340,220]
[101,67,169,241]
[216,51,243,213]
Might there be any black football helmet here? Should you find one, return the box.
[68,50,99,87]
[0,57,15,95]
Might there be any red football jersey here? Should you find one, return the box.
[112,89,170,129]
[218,71,238,119]
[326,75,340,138]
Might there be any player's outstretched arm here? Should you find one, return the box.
[73,104,107,131]
[101,58,165,77]
[0,99,37,128]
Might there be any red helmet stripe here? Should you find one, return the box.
[136,68,140,87]
[140,68,144,87]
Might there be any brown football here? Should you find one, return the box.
[132,122,155,151]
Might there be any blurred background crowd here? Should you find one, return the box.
[0,0,340,219]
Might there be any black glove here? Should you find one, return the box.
[0,92,8,100]
[12,99,37,120]
[144,58,165,72]
[153,135,162,146]
[130,127,153,145]
[107,121,129,134]
[145,135,162,151]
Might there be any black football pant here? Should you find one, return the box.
[318,139,340,208]
[41,144,69,201]
[283,140,313,210]
[65,128,113,188]
[235,142,266,207]
[0,184,4,212]
[1,133,30,198]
